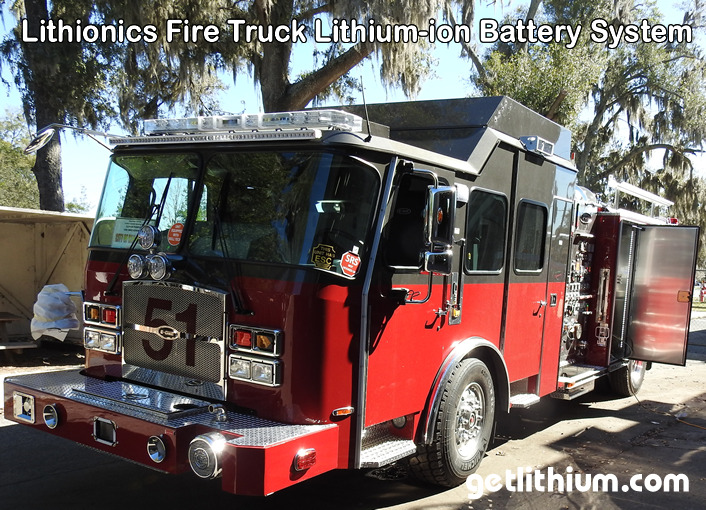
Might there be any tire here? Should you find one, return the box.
[409,358,495,487]
[608,359,646,396]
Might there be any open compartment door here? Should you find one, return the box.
[626,225,699,366]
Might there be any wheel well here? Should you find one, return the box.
[471,346,510,416]
[420,338,510,445]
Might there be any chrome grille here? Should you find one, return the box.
[122,281,226,385]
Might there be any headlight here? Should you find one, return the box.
[148,254,170,280]
[138,225,160,250]
[251,361,275,385]
[84,328,121,354]
[229,357,251,379]
[127,254,147,279]
[85,329,101,349]
[100,332,117,352]
[228,355,280,386]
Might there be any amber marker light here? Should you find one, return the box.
[255,332,275,352]
[85,305,100,322]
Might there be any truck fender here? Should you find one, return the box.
[421,337,510,445]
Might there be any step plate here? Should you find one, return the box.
[509,393,541,408]
[360,425,416,468]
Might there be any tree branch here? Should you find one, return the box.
[443,8,485,79]
[295,3,332,22]
[282,41,375,111]
[517,0,543,53]
[609,143,699,176]
[545,89,567,121]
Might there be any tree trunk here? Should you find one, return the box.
[256,0,296,112]
[256,0,375,113]
[23,0,65,211]
[31,134,64,212]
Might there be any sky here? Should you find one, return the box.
[0,1,701,214]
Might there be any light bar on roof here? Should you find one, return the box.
[142,109,363,135]
[108,129,323,146]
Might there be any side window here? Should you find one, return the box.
[384,173,433,268]
[514,201,547,272]
[465,191,507,272]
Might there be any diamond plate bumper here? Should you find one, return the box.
[3,369,339,496]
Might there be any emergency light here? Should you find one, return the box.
[108,109,364,145]
[143,109,363,135]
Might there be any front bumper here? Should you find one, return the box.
[4,369,338,496]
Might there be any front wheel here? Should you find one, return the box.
[409,358,495,487]
[608,359,646,396]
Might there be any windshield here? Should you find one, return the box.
[91,153,200,252]
[91,150,380,278]
[191,151,379,278]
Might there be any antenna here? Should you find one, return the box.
[360,76,372,142]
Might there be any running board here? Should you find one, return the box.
[360,423,416,468]
[509,393,540,408]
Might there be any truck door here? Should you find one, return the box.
[501,153,556,382]
[624,225,699,365]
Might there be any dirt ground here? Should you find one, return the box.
[0,340,85,377]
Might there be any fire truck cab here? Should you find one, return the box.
[5,97,699,494]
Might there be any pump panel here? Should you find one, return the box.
[626,225,699,366]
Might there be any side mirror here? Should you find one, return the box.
[426,186,456,247]
[24,127,57,155]
[424,249,453,276]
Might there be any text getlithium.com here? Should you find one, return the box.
[466,466,690,500]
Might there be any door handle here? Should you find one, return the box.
[533,300,546,317]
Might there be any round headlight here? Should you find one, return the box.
[138,225,160,250]
[127,254,147,279]
[148,254,170,280]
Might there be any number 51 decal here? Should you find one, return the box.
[135,297,199,367]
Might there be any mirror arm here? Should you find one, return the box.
[24,123,120,154]
[399,160,440,188]
[404,272,434,304]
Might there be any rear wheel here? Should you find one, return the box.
[409,358,495,487]
[608,359,646,396]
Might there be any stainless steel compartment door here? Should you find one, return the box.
[626,225,699,365]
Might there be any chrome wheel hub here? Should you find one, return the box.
[455,382,485,457]
[630,360,645,387]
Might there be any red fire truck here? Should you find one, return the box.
[5,97,699,495]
